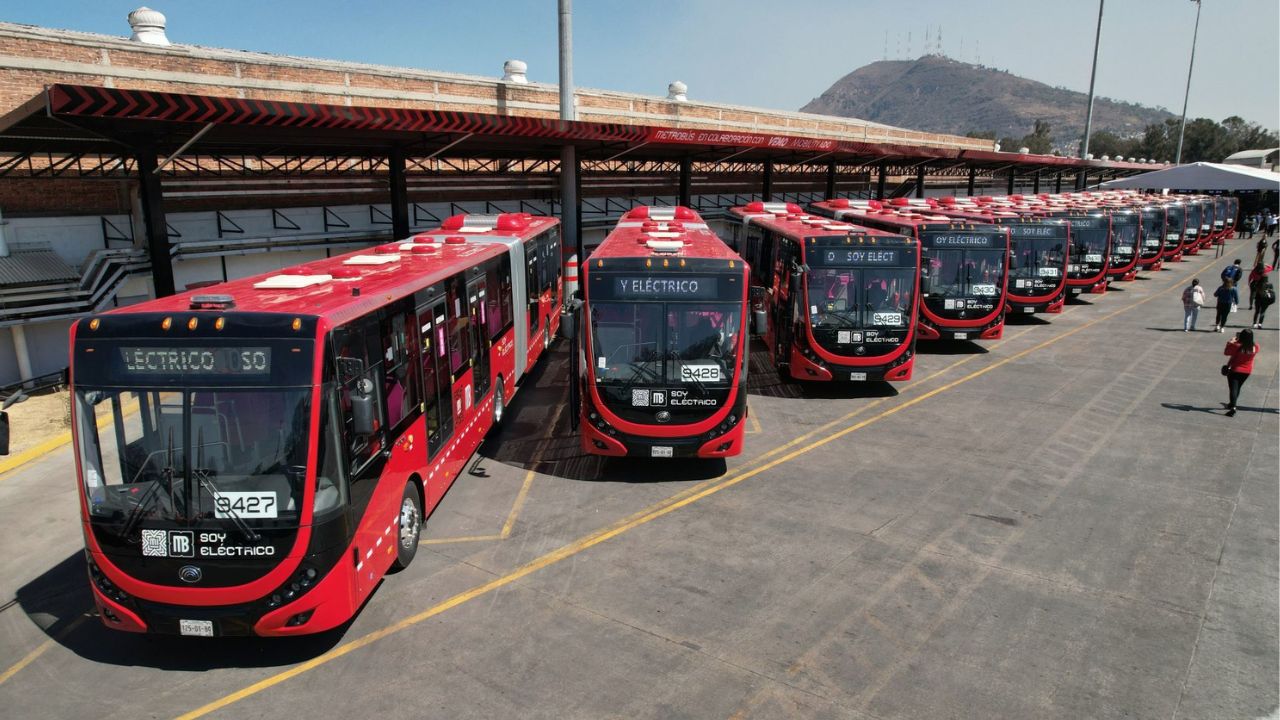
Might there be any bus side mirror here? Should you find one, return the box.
[559,311,576,341]
[752,309,768,336]
[0,411,9,456]
[351,378,377,436]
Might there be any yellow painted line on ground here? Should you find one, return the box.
[174,277,1187,720]
[0,398,138,481]
[0,616,86,686]
[745,411,762,435]
[418,469,536,546]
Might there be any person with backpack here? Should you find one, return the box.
[1221,258,1243,285]
[1253,277,1275,328]
[1182,278,1205,332]
[1222,329,1260,417]
[1212,278,1237,333]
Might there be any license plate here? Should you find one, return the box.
[1070,288,1081,294]
[179,619,214,637]
[1084,254,1103,263]
[849,372,867,381]
[1023,307,1036,313]
[650,446,673,458]
[953,332,968,340]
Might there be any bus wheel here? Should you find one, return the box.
[392,482,422,571]
[544,327,551,351]
[493,382,506,426]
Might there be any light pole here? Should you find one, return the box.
[1174,0,1202,164]
[1080,0,1105,160]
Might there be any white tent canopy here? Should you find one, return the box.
[1100,162,1280,191]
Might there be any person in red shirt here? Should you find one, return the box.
[1223,328,1259,417]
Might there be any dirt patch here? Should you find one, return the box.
[4,388,72,456]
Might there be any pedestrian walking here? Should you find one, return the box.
[1254,277,1275,328]
[1221,258,1243,285]
[1182,278,1205,332]
[1268,210,1278,238]
[1222,328,1259,417]
[1255,238,1268,269]
[1212,278,1237,333]
[1247,262,1271,309]
[1244,214,1256,239]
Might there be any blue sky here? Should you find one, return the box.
[5,1,1277,129]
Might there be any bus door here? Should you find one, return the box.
[415,293,454,461]
[775,237,801,366]
[524,238,544,350]
[445,274,474,428]
[467,273,491,401]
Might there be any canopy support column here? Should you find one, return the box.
[966,167,976,196]
[679,155,692,207]
[135,145,175,298]
[825,161,837,199]
[762,159,774,201]
[915,165,926,199]
[876,163,887,200]
[389,147,409,239]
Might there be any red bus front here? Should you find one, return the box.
[1104,210,1142,282]
[1161,203,1189,262]
[1002,220,1069,314]
[1137,206,1167,271]
[580,258,748,459]
[1053,212,1111,294]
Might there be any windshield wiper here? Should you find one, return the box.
[193,426,259,542]
[121,426,177,540]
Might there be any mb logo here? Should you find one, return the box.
[650,391,667,406]
[169,531,194,557]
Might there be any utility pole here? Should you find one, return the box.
[1080,0,1105,159]
[1175,0,1202,164]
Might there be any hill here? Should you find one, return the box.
[800,55,1175,152]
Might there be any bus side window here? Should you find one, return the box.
[415,296,452,458]
[525,238,541,335]
[498,253,514,330]
[446,274,471,377]
[379,298,419,434]
[484,257,510,341]
[333,314,385,475]
[314,364,350,520]
[544,227,561,292]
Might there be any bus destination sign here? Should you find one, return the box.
[813,248,905,266]
[119,347,272,376]
[927,233,997,248]
[609,276,720,300]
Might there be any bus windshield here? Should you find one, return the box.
[75,387,313,529]
[925,248,1005,301]
[1109,218,1139,267]
[1140,211,1164,256]
[1184,205,1201,237]
[806,267,914,330]
[1008,232,1066,292]
[590,302,741,387]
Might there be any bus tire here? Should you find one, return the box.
[493,381,506,426]
[391,481,422,571]
[544,327,551,351]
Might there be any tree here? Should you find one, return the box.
[1021,119,1054,155]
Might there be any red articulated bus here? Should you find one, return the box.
[727,202,920,382]
[811,199,1009,341]
[427,212,564,374]
[69,214,560,637]
[577,206,749,459]
[929,204,1069,316]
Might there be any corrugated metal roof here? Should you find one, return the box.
[0,250,79,287]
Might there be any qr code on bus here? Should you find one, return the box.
[631,389,649,406]
[141,529,168,557]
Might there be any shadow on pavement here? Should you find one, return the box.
[917,339,989,355]
[1005,314,1052,326]
[1160,402,1278,416]
[14,553,351,669]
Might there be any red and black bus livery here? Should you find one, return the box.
[69,217,557,636]
[811,199,1009,341]
[1046,210,1111,294]
[577,206,749,459]
[1135,204,1167,272]
[728,202,920,382]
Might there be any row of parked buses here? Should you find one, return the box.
[65,191,1237,637]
